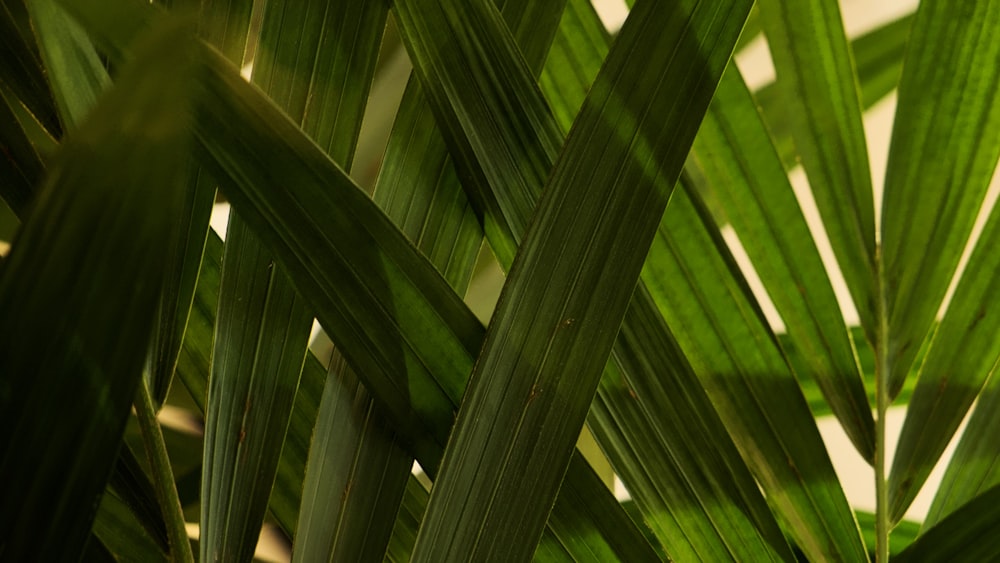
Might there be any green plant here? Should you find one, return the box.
[1,0,998,560]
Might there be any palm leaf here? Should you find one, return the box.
[400,0,796,557]
[888,201,1000,522]
[689,66,875,462]
[923,369,1000,527]
[0,16,198,557]
[895,484,1000,562]
[756,0,877,342]
[880,0,1000,397]
[404,0,754,558]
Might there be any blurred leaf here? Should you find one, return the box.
[895,484,1000,562]
[689,66,875,462]
[757,0,877,341]
[0,16,199,558]
[0,87,45,215]
[851,13,912,109]
[880,0,1000,397]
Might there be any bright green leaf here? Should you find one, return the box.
[880,0,1000,397]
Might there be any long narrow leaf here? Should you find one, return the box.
[61,3,656,559]
[880,0,1000,397]
[407,0,753,559]
[373,1,664,558]
[204,0,392,557]
[644,184,868,561]
[294,356,412,563]
[0,17,198,558]
[25,0,110,129]
[756,0,877,341]
[384,476,430,562]
[202,214,312,561]
[147,0,254,405]
[895,484,1000,562]
[402,0,794,557]
[247,2,414,561]
[0,0,61,136]
[0,87,45,214]
[754,13,913,171]
[923,370,1000,527]
[689,66,875,462]
[889,199,1000,522]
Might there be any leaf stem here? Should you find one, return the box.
[875,249,890,563]
[134,376,195,563]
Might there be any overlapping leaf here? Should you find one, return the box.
[403,0,759,558]
[0,16,198,558]
[59,2,652,558]
[895,485,1000,562]
[924,371,1000,527]
[689,66,874,462]
[889,201,1000,522]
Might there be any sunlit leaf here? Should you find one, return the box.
[756,0,877,341]
[880,0,1000,397]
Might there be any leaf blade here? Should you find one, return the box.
[405,0,754,559]
[880,0,1000,397]
[756,0,877,340]
[0,16,199,557]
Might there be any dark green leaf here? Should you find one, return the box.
[91,490,170,563]
[401,0,792,557]
[0,0,62,136]
[62,3,656,560]
[0,16,199,558]
[147,0,255,406]
[202,0,388,557]
[895,484,1000,562]
[293,353,411,563]
[880,0,1000,397]
[0,87,45,215]
[201,214,312,561]
[384,476,429,563]
[406,0,753,558]
[107,444,170,552]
